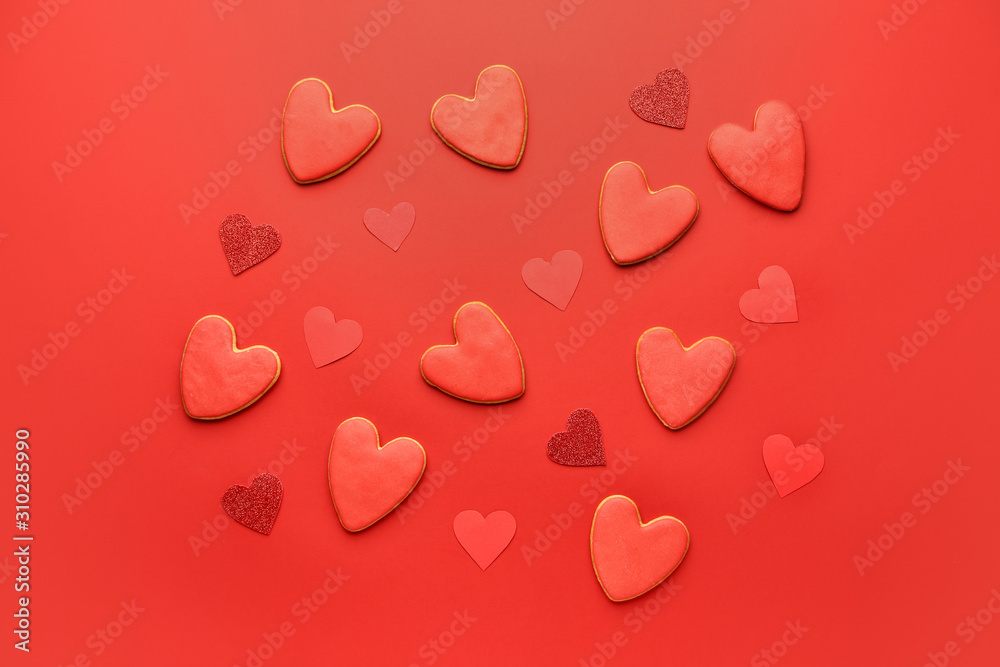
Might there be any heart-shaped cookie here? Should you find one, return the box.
[708,100,805,211]
[180,315,281,420]
[629,68,690,129]
[599,161,699,265]
[431,65,527,169]
[328,417,426,532]
[420,302,524,404]
[453,510,517,570]
[521,250,583,311]
[303,306,363,368]
[363,202,415,251]
[221,473,283,535]
[762,434,824,497]
[591,495,689,602]
[219,213,281,275]
[636,327,735,430]
[547,408,605,466]
[281,77,381,184]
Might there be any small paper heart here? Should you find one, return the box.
[303,306,363,368]
[363,203,415,251]
[221,473,283,535]
[454,510,516,570]
[521,250,583,311]
[739,266,798,323]
[629,68,690,129]
[762,435,824,497]
[547,409,605,466]
[219,213,281,276]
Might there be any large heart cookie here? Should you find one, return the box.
[636,327,735,429]
[328,417,426,532]
[180,315,280,420]
[599,161,699,265]
[708,100,805,211]
[420,302,524,404]
[431,65,527,169]
[591,495,689,602]
[219,213,281,276]
[221,473,283,535]
[281,78,381,184]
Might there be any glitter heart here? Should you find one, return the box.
[629,68,690,129]
[221,473,283,535]
[547,409,605,466]
[219,213,281,276]
[453,510,517,570]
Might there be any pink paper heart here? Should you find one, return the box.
[739,266,798,323]
[762,434,824,497]
[363,202,415,251]
[521,250,583,311]
[453,510,516,570]
[303,306,363,368]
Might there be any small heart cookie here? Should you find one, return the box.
[328,417,426,532]
[591,495,689,602]
[453,510,517,571]
[221,473,283,535]
[180,315,280,420]
[762,434,824,497]
[636,327,735,430]
[281,78,381,184]
[420,302,524,404]
[547,408,605,467]
[599,161,699,265]
[708,100,805,211]
[521,250,583,311]
[219,213,281,276]
[629,68,690,129]
[431,65,527,169]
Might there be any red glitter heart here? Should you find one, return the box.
[221,473,283,535]
[219,213,281,276]
[547,409,605,466]
[629,69,690,129]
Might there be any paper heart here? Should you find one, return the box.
[221,473,283,535]
[591,495,689,602]
[547,408,605,466]
[629,68,690,129]
[708,100,805,211]
[219,213,281,276]
[636,327,735,430]
[420,302,524,404]
[281,77,381,184]
[521,250,583,311]
[453,510,516,570]
[599,161,699,265]
[303,306,363,368]
[762,434,824,497]
[180,315,281,420]
[740,265,798,323]
[328,417,426,532]
[431,65,527,169]
[363,202,415,251]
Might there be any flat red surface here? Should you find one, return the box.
[4,0,1000,665]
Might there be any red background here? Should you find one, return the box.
[4,0,1000,665]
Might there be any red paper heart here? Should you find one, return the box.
[420,302,524,404]
[521,250,583,311]
[629,68,690,129]
[762,435,824,497]
[281,77,381,184]
[636,327,735,430]
[219,213,281,276]
[740,265,798,323]
[547,408,605,466]
[303,306,363,368]
[591,495,689,602]
[453,510,517,570]
[431,65,527,169]
[328,417,426,532]
[221,473,283,535]
[708,100,805,211]
[599,161,699,265]
[180,315,280,420]
[363,202,415,251]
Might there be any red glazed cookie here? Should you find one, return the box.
[431,65,527,169]
[328,417,426,532]
[420,302,524,404]
[708,100,805,211]
[599,161,699,265]
[591,495,689,602]
[636,327,735,430]
[281,78,381,184]
[180,315,280,420]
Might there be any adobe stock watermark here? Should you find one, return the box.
[406,610,477,667]
[669,0,753,70]
[843,126,959,243]
[17,268,135,386]
[349,277,467,395]
[340,0,412,63]
[7,0,72,54]
[877,0,931,40]
[56,599,145,666]
[922,588,1000,667]
[52,66,170,182]
[887,254,997,372]
[212,0,244,21]
[853,459,970,576]
[383,137,437,192]
[579,581,683,667]
[750,620,810,667]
